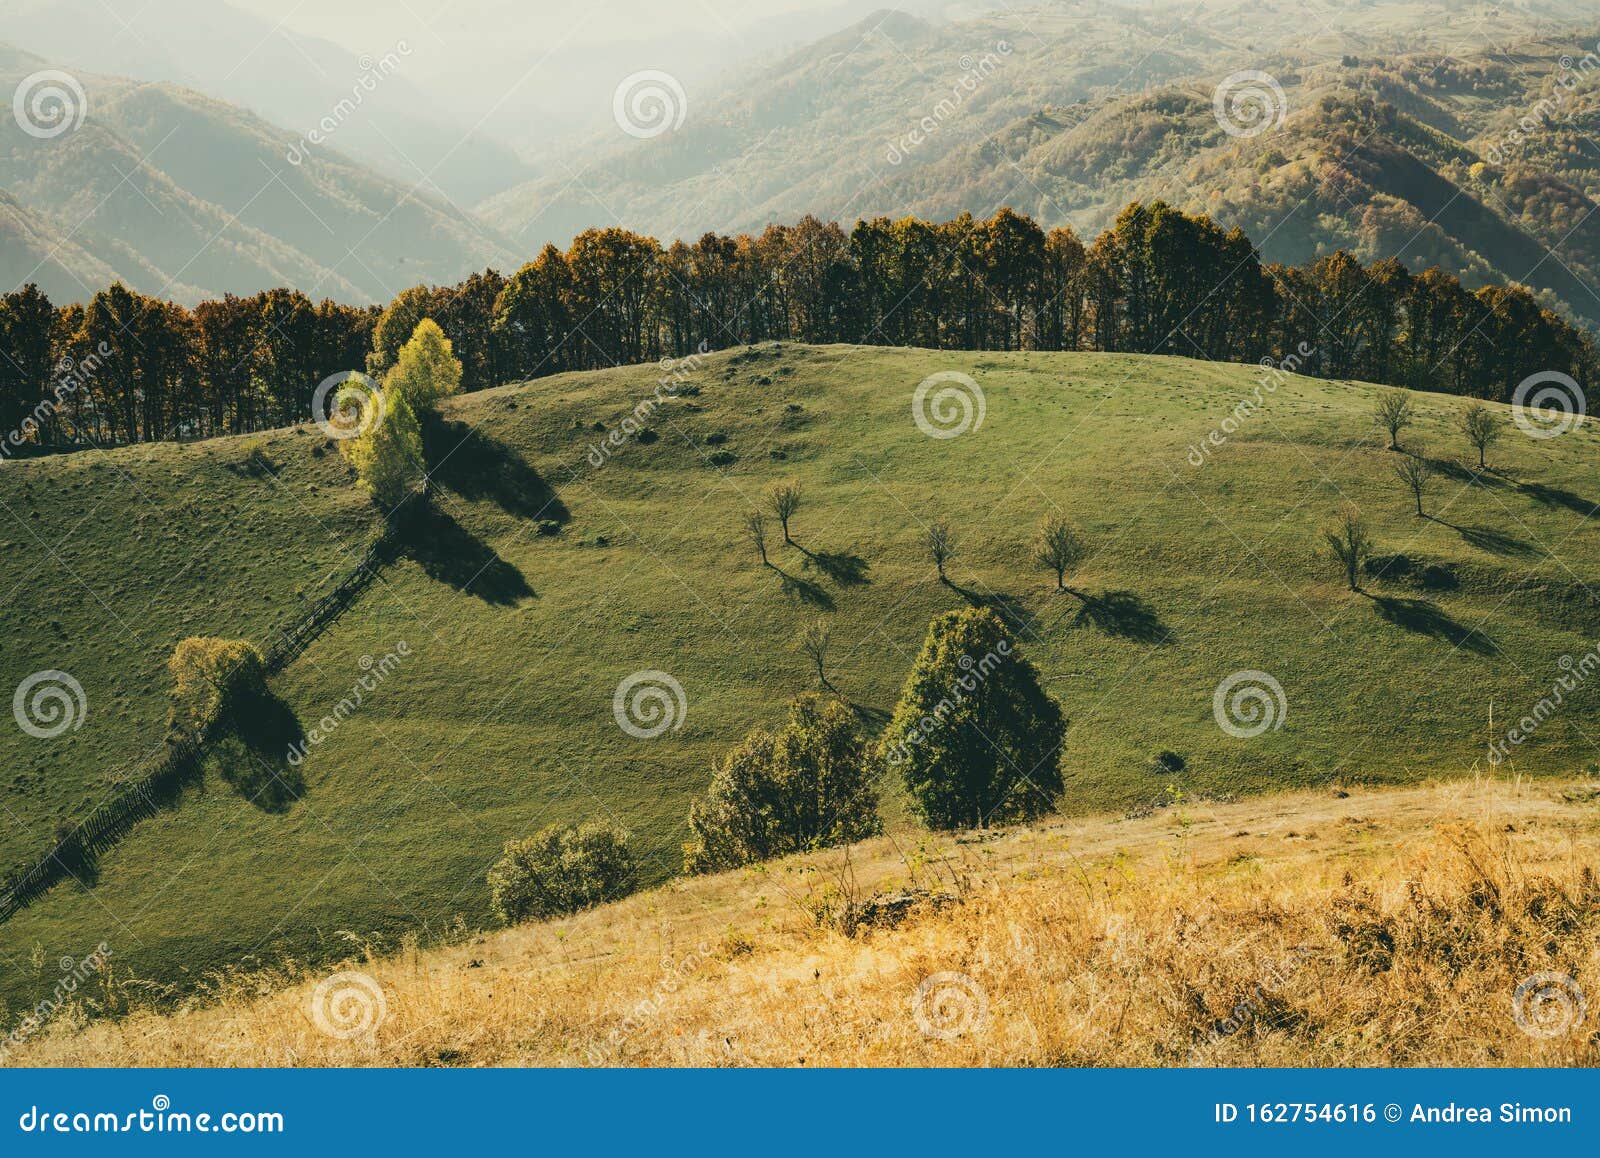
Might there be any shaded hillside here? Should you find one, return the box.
[2,0,531,205]
[3,346,1600,1015]
[0,45,519,305]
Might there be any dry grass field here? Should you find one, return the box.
[10,776,1599,1068]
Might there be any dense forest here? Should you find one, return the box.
[2,200,1594,453]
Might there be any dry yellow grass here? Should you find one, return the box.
[9,777,1600,1067]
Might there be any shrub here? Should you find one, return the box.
[167,637,267,739]
[708,450,737,466]
[684,694,880,873]
[877,608,1065,830]
[488,820,637,924]
[536,519,562,536]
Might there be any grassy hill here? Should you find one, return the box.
[11,777,1600,1066]
[4,344,1600,1020]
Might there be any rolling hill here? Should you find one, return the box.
[481,2,1600,328]
[0,44,520,305]
[3,344,1600,1020]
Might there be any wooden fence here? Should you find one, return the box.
[0,525,397,924]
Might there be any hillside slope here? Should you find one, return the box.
[0,45,519,305]
[9,777,1600,1066]
[4,345,1600,1017]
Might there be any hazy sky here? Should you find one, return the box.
[226,0,843,55]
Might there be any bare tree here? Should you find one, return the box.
[765,479,803,545]
[1461,403,1501,471]
[1322,504,1374,591]
[1394,453,1429,518]
[745,511,770,565]
[926,518,956,583]
[1373,390,1415,451]
[797,616,832,688]
[1034,516,1089,596]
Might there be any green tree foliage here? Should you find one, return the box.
[167,637,267,739]
[339,388,423,509]
[877,608,1066,830]
[684,694,880,873]
[488,819,637,924]
[384,318,463,416]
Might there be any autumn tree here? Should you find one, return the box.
[766,479,803,545]
[1322,505,1374,590]
[797,616,832,689]
[745,511,770,566]
[1395,453,1429,517]
[1374,390,1415,451]
[1034,515,1089,595]
[926,518,956,582]
[1461,402,1502,470]
[877,608,1064,830]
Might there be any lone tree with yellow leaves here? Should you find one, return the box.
[341,318,463,510]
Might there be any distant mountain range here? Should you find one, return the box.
[1,0,531,205]
[0,44,518,306]
[481,1,1600,329]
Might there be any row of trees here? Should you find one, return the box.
[5,203,1594,455]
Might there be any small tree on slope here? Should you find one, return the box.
[876,608,1065,830]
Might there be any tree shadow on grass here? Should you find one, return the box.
[946,581,1035,635]
[1518,481,1600,519]
[1427,516,1540,559]
[213,689,306,813]
[422,417,570,523]
[1071,590,1174,645]
[849,701,891,727]
[393,500,535,606]
[1366,593,1497,656]
[770,562,835,610]
[797,545,871,586]
[1420,455,1510,490]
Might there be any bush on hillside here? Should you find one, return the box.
[876,608,1065,830]
[488,819,637,924]
[684,693,880,873]
[167,637,267,739]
